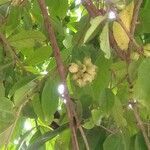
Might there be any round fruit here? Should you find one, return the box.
[69,63,79,73]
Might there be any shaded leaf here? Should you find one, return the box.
[103,133,127,150]
[135,132,147,150]
[42,78,59,122]
[99,88,115,114]
[32,93,45,122]
[112,97,127,127]
[134,58,150,107]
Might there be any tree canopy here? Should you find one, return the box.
[0,0,150,149]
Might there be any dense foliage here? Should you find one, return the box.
[0,0,150,149]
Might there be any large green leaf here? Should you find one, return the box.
[0,0,9,5]
[84,16,106,43]
[32,93,45,122]
[134,58,150,107]
[92,54,112,100]
[0,97,15,133]
[103,133,128,150]
[0,124,15,147]
[112,97,127,127]
[25,46,52,65]
[46,0,68,19]
[8,31,46,50]
[99,88,115,114]
[41,78,59,122]
[9,75,36,97]
[0,82,5,97]
[14,81,36,106]
[99,22,111,59]
[138,9,150,33]
[5,6,21,34]
[135,132,147,150]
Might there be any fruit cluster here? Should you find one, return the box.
[69,57,97,87]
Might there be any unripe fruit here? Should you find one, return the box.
[83,57,92,66]
[69,63,79,73]
[70,57,97,87]
[72,74,78,80]
[76,79,86,87]
[86,65,97,75]
[83,73,91,82]
[80,64,87,73]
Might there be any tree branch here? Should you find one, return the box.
[38,0,79,149]
[132,104,150,150]
[81,0,105,17]
[130,0,143,37]
[109,30,127,60]
[128,0,143,57]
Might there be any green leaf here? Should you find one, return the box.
[71,45,98,62]
[5,6,21,34]
[99,88,115,114]
[0,97,15,133]
[111,60,127,80]
[134,58,150,106]
[92,54,112,100]
[103,134,126,150]
[91,108,103,126]
[99,22,111,59]
[27,123,68,150]
[46,0,68,19]
[14,81,36,106]
[0,124,15,147]
[55,129,70,149]
[135,132,147,150]
[42,78,59,122]
[9,76,36,97]
[8,30,46,50]
[32,93,45,122]
[25,46,52,65]
[0,82,5,97]
[84,16,106,43]
[138,9,150,33]
[0,0,9,5]
[83,118,95,129]
[112,97,127,127]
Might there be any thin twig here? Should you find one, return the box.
[79,126,90,150]
[72,106,90,150]
[132,104,150,150]
[99,124,116,134]
[130,0,143,37]
[128,0,143,58]
[38,0,79,149]
[81,0,105,17]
